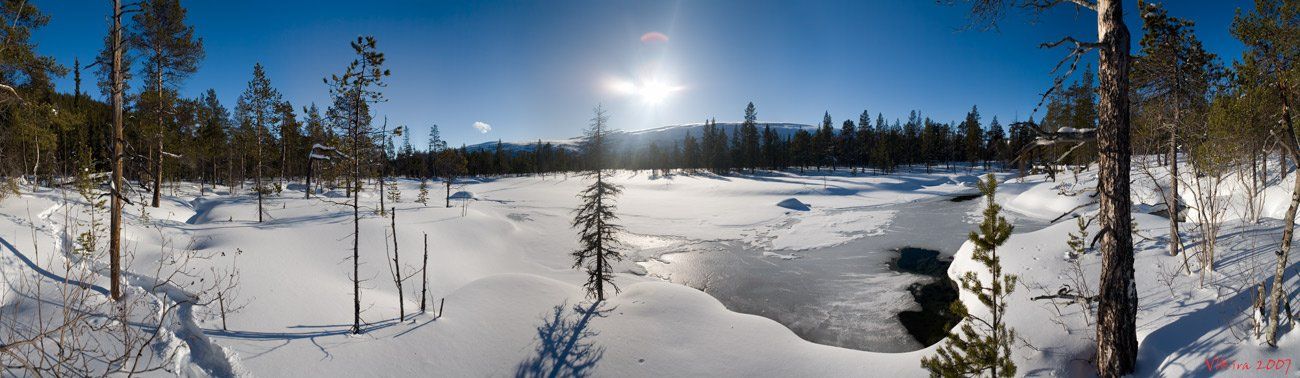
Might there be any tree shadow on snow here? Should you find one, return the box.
[515,301,611,378]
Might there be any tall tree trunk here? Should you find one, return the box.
[108,0,125,301]
[1265,78,1299,347]
[595,169,605,302]
[305,158,313,199]
[256,111,264,223]
[421,232,429,313]
[1167,115,1181,257]
[1094,0,1137,375]
[351,84,363,335]
[152,69,163,208]
[391,207,403,321]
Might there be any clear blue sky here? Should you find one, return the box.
[33,0,1246,147]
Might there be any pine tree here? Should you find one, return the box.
[922,174,1017,377]
[840,119,857,173]
[1234,0,1300,347]
[857,109,873,171]
[434,149,467,208]
[325,35,390,334]
[962,105,984,170]
[815,112,835,170]
[131,0,203,208]
[1134,0,1218,261]
[682,131,700,171]
[235,63,282,223]
[792,129,812,173]
[761,125,778,170]
[571,105,624,301]
[985,116,1006,169]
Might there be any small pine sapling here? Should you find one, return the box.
[416,179,429,206]
[1067,216,1089,260]
[922,174,1018,377]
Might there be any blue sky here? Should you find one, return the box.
[33,0,1246,147]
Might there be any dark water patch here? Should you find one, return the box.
[949,193,980,202]
[892,247,961,347]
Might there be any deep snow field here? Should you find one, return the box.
[2,163,1299,377]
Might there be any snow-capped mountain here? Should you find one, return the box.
[463,122,814,153]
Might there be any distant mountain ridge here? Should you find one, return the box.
[464,122,815,153]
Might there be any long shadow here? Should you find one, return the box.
[1136,257,1300,376]
[0,236,109,296]
[515,301,611,378]
[206,316,407,340]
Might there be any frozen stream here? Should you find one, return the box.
[636,194,1048,352]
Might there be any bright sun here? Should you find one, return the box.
[608,78,683,106]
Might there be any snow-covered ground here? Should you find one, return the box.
[2,163,1299,376]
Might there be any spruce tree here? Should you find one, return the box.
[921,174,1017,377]
[571,105,624,301]
[741,102,760,172]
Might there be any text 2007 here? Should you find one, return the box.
[1205,357,1292,374]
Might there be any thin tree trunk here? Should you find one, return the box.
[1167,117,1181,257]
[1265,77,1299,347]
[351,94,361,334]
[1094,0,1137,375]
[421,232,428,313]
[391,207,403,321]
[152,69,163,208]
[108,0,124,301]
[595,169,604,302]
[305,158,313,199]
[256,109,264,223]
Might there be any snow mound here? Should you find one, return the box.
[776,198,810,211]
[449,191,477,200]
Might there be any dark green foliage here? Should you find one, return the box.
[571,105,624,301]
[922,174,1017,377]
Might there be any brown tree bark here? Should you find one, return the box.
[108,0,125,301]
[152,69,163,208]
[1093,0,1137,375]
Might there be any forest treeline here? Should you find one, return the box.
[1,0,1114,195]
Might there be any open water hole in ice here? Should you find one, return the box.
[637,194,1048,352]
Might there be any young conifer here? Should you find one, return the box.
[571,105,624,301]
[922,174,1017,377]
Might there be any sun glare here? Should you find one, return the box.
[607,77,683,106]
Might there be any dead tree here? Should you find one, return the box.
[108,0,127,301]
[388,207,406,321]
[421,232,429,313]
